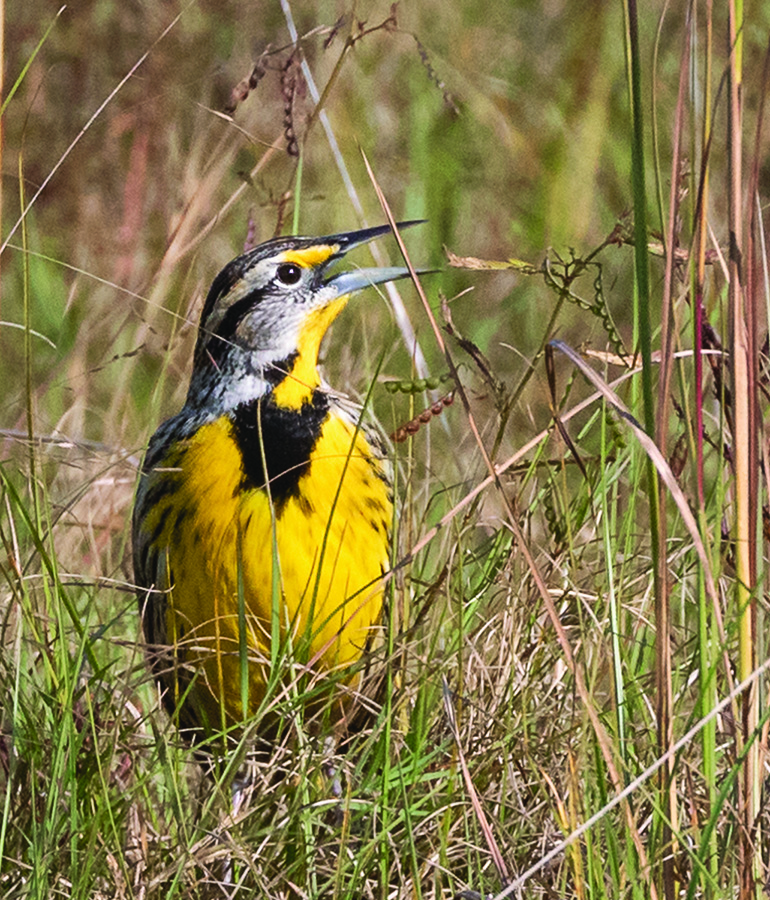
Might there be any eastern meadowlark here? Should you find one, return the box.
[133,223,417,743]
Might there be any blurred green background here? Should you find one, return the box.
[2,0,654,449]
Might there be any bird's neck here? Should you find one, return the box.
[187,295,349,415]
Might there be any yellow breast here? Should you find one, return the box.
[137,406,391,730]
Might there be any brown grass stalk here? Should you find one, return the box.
[654,16,691,896]
[726,0,760,895]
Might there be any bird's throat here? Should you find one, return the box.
[271,296,348,409]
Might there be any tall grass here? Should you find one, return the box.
[3,1,770,898]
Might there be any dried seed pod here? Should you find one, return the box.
[391,391,455,443]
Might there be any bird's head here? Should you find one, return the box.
[187,222,421,412]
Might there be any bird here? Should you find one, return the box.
[132,222,419,746]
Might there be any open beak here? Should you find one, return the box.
[322,220,426,296]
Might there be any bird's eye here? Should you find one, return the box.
[275,263,303,286]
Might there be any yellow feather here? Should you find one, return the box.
[144,410,391,726]
[280,245,339,268]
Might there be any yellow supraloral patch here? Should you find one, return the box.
[280,244,339,269]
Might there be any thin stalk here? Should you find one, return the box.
[625,0,669,893]
[291,150,303,234]
[399,390,415,735]
[726,1,758,897]
[690,5,717,887]
[601,404,626,767]
[655,16,692,899]
[20,155,38,529]
[0,0,4,314]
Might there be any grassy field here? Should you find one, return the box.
[3,1,770,897]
